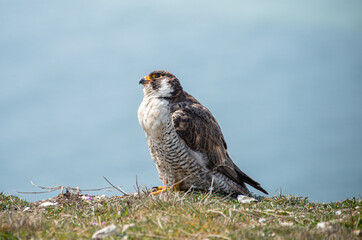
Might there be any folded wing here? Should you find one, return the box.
[170,97,268,195]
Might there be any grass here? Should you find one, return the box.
[0,190,361,239]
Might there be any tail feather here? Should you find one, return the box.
[233,163,269,195]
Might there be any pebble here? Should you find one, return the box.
[39,202,58,207]
[237,195,258,204]
[354,230,362,236]
[92,224,118,239]
[22,207,31,212]
[279,221,293,227]
[316,222,332,230]
[259,218,267,224]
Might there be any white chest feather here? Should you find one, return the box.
[138,96,171,138]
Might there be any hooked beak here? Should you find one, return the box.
[139,75,151,85]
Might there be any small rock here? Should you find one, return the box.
[259,218,267,224]
[316,222,332,230]
[316,222,326,229]
[237,195,257,204]
[279,221,293,227]
[81,194,92,201]
[94,194,107,200]
[39,202,57,207]
[22,207,31,212]
[92,224,118,239]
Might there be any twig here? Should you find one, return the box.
[135,175,141,196]
[201,176,214,204]
[9,196,22,210]
[169,173,194,190]
[206,209,229,219]
[356,216,360,230]
[17,181,62,194]
[179,186,194,201]
[207,234,231,240]
[30,181,60,190]
[103,176,128,195]
[17,181,120,195]
[221,193,233,201]
[80,187,116,192]
[17,189,60,194]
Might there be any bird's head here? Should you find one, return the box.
[139,70,183,98]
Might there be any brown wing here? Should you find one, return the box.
[170,100,268,195]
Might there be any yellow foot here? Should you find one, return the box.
[152,186,170,195]
[151,184,181,195]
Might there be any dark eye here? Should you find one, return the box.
[152,74,161,79]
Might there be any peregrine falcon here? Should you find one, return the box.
[138,70,268,196]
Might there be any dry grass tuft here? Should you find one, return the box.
[0,190,361,239]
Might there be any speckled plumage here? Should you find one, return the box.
[138,70,268,196]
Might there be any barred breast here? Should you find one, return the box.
[138,95,243,194]
[138,96,207,189]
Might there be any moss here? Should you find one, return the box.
[0,191,361,239]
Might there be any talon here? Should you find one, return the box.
[151,184,181,195]
[152,186,170,195]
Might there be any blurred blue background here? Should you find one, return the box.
[1,0,361,202]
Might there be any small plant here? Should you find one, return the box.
[0,191,361,239]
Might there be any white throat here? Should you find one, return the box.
[156,80,173,97]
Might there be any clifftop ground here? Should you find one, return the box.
[0,191,361,239]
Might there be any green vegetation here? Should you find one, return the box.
[0,191,361,239]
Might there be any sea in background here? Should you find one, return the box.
[1,0,361,202]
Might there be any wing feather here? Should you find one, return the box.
[170,97,268,195]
